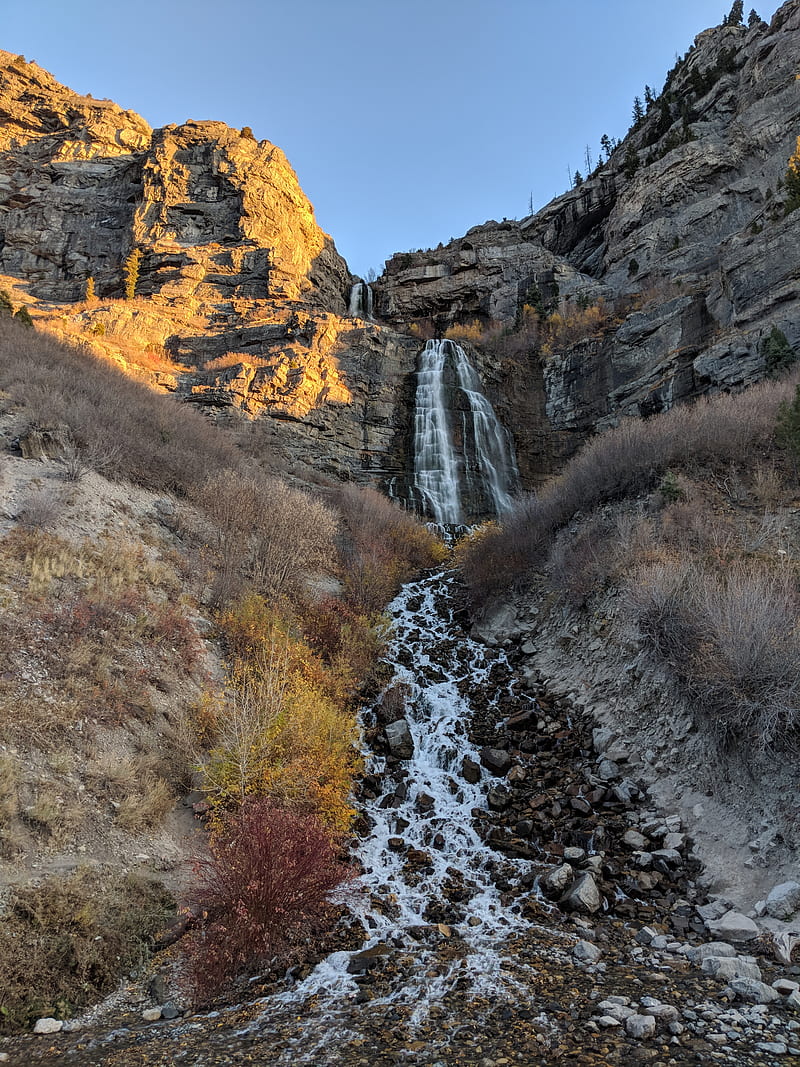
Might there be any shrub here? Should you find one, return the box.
[784,136,800,215]
[84,276,96,303]
[13,306,33,328]
[123,248,142,300]
[181,799,350,1005]
[0,869,172,1032]
[16,487,64,529]
[0,316,240,495]
[776,383,800,466]
[761,325,796,374]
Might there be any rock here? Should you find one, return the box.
[160,1004,180,1020]
[787,990,800,1011]
[561,872,602,914]
[33,1018,63,1034]
[773,978,800,995]
[690,941,738,962]
[597,758,619,781]
[573,940,602,963]
[563,846,586,864]
[460,756,481,785]
[347,943,393,974]
[384,719,414,760]
[622,829,648,850]
[727,978,780,1004]
[487,786,510,812]
[543,863,573,894]
[479,747,512,776]
[701,956,762,982]
[625,1014,656,1040]
[505,708,538,731]
[142,1007,162,1022]
[706,910,760,942]
[592,727,616,755]
[765,881,800,920]
[597,1015,621,1028]
[663,832,685,850]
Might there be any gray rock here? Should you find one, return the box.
[625,1014,656,1040]
[592,726,616,755]
[142,1007,162,1022]
[33,1018,63,1035]
[765,880,800,920]
[728,978,780,1004]
[597,1015,621,1028]
[597,758,620,781]
[384,719,414,760]
[563,846,586,864]
[787,990,800,1011]
[543,863,573,894]
[623,829,648,850]
[690,941,738,962]
[706,911,759,942]
[479,747,512,776]
[561,872,602,914]
[773,978,800,995]
[573,940,602,963]
[701,956,762,982]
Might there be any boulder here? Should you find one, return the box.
[479,747,512,776]
[573,940,602,963]
[460,755,481,784]
[384,719,414,760]
[543,863,573,894]
[33,1018,63,1034]
[701,956,762,982]
[728,978,780,1004]
[625,1014,656,1040]
[765,880,800,920]
[706,910,759,942]
[561,872,602,914]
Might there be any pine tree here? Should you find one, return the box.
[123,248,142,300]
[573,170,584,187]
[600,133,612,160]
[85,275,96,302]
[725,0,744,25]
[632,96,645,124]
[761,326,796,374]
[747,8,761,26]
[13,306,33,328]
[623,144,640,179]
[776,384,800,468]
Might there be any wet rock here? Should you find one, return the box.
[480,747,512,776]
[765,880,800,920]
[384,719,414,760]
[505,708,538,731]
[706,910,759,942]
[388,837,405,852]
[561,872,602,914]
[563,846,586,864]
[461,756,481,784]
[347,943,393,974]
[544,863,573,894]
[487,786,511,812]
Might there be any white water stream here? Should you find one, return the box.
[412,339,518,524]
[348,281,374,320]
[240,569,560,1061]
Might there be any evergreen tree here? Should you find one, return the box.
[747,8,761,26]
[761,326,796,374]
[632,96,645,124]
[776,384,800,468]
[0,289,12,316]
[725,0,744,25]
[123,248,142,300]
[13,306,33,328]
[600,133,612,160]
[573,170,584,187]
[623,144,640,179]
[84,275,96,302]
[644,85,655,110]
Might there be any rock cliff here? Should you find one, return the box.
[375,2,800,478]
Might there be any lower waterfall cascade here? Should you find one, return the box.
[348,281,374,320]
[410,338,519,524]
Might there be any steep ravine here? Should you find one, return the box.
[5,568,800,1065]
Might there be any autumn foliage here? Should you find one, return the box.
[182,799,351,1005]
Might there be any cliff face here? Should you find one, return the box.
[375,3,800,477]
[1,3,799,502]
[0,50,421,493]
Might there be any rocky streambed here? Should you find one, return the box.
[3,570,799,1065]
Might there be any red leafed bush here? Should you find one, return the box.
[181,799,351,1003]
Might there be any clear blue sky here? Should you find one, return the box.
[4,1,779,277]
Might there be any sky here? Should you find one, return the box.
[4,1,780,278]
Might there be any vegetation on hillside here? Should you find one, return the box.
[457,372,800,754]
[0,315,445,1018]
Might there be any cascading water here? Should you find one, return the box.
[411,338,518,524]
[348,280,374,320]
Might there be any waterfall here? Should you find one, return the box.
[411,338,518,524]
[348,281,373,320]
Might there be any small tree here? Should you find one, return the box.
[623,143,640,179]
[748,8,761,26]
[84,276,96,302]
[13,306,33,328]
[573,170,584,187]
[784,136,800,215]
[240,125,256,140]
[0,289,13,317]
[761,326,796,374]
[632,96,645,125]
[123,248,142,300]
[725,0,745,25]
[776,384,800,469]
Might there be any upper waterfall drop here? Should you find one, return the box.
[411,338,518,524]
[348,280,373,320]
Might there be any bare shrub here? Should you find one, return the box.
[16,487,64,529]
[0,869,172,1032]
[546,514,617,606]
[626,558,700,663]
[335,485,445,612]
[181,799,350,1005]
[458,373,799,604]
[194,471,338,602]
